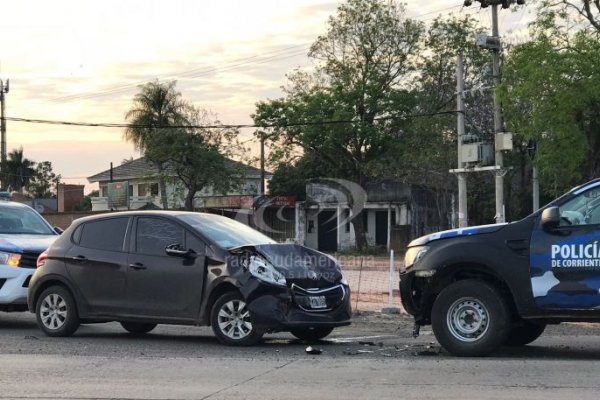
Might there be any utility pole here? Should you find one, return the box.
[464,0,524,223]
[491,4,505,223]
[259,132,266,196]
[0,79,9,191]
[456,56,468,228]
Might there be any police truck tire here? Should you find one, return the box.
[505,321,546,346]
[431,279,511,357]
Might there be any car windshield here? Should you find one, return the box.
[176,213,276,249]
[0,207,55,235]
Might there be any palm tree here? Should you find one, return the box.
[124,80,185,209]
[2,147,35,193]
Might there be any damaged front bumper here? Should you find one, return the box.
[240,278,352,331]
[399,270,433,326]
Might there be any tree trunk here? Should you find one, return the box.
[156,163,168,210]
[184,187,197,211]
[352,210,368,250]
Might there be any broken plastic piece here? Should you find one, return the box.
[305,346,322,355]
[412,322,421,338]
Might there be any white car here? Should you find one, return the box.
[0,201,59,311]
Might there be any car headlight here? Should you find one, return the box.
[0,251,21,267]
[404,246,429,268]
[246,255,287,287]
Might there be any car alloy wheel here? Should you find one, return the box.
[211,291,263,346]
[218,299,253,340]
[35,285,80,337]
[40,293,68,330]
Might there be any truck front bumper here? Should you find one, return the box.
[399,270,432,325]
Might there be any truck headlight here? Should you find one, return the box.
[404,246,429,268]
[0,251,21,267]
[246,255,287,287]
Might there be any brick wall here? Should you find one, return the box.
[42,211,108,230]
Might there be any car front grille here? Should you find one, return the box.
[19,252,40,269]
[291,284,346,312]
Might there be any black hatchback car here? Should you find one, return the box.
[27,211,351,345]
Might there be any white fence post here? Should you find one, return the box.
[382,249,400,314]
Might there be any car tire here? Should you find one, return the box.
[36,285,80,337]
[290,327,334,341]
[120,322,157,334]
[431,279,510,357]
[505,320,546,346]
[210,291,263,346]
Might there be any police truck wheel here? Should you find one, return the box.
[431,279,510,357]
[505,320,546,346]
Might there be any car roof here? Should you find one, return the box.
[0,201,37,210]
[72,210,222,225]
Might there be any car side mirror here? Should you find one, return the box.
[54,226,64,235]
[165,243,197,259]
[541,207,560,231]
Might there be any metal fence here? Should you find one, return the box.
[335,253,405,313]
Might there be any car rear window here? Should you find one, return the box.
[79,218,129,252]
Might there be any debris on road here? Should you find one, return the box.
[305,346,322,355]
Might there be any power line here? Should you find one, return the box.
[5,110,458,130]
[47,3,470,104]
[49,44,311,102]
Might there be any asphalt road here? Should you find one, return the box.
[2,312,600,399]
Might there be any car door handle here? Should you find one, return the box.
[71,255,87,262]
[129,263,147,270]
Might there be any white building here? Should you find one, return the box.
[295,181,450,252]
[87,157,270,211]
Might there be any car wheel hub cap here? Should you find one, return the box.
[40,293,68,330]
[447,298,489,342]
[218,299,253,340]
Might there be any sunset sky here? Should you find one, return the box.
[1,1,533,193]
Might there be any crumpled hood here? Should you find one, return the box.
[409,223,508,246]
[0,234,57,254]
[233,243,343,284]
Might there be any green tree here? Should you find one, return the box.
[405,15,493,225]
[74,189,99,212]
[268,154,328,201]
[3,147,35,193]
[534,0,600,36]
[27,161,60,198]
[145,106,242,211]
[500,22,600,197]
[253,0,423,248]
[124,80,185,209]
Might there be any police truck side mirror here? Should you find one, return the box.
[541,207,560,231]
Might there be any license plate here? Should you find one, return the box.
[309,296,327,309]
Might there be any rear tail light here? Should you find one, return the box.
[36,251,48,268]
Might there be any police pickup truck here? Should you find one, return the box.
[400,179,600,356]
